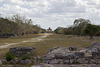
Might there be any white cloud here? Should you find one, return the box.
[9,0,25,5]
[0,0,4,2]
[0,0,100,29]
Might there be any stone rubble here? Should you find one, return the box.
[42,42,100,64]
[0,60,2,66]
[9,58,19,64]
[20,59,31,64]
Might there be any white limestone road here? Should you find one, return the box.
[0,33,50,49]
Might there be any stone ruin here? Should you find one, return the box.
[9,47,36,57]
[42,42,100,64]
[46,27,54,33]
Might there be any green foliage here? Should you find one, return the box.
[55,18,100,39]
[40,57,43,61]
[72,18,91,35]
[64,27,73,35]
[40,29,46,33]
[6,52,15,61]
[21,54,30,60]
[84,24,99,35]
[84,24,100,39]
[54,27,65,34]
[55,18,91,36]
[0,18,14,34]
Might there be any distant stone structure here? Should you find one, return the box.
[46,27,53,33]
[9,47,36,57]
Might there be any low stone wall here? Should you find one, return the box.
[9,47,36,57]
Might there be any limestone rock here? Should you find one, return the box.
[63,60,69,64]
[34,55,40,60]
[65,53,75,60]
[43,56,53,63]
[31,65,41,67]
[55,53,65,59]
[89,59,98,64]
[92,42,100,47]
[68,47,78,51]
[92,52,100,59]
[77,58,89,64]
[0,60,2,65]
[20,59,31,64]
[74,52,85,58]
[1,59,7,64]
[49,59,63,64]
[9,58,19,64]
[33,55,41,64]
[10,65,21,67]
[42,43,100,64]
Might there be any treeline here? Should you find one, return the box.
[0,15,46,38]
[54,18,100,39]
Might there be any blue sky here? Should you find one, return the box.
[0,0,100,29]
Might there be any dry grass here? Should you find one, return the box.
[9,34,100,57]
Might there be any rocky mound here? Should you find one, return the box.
[42,42,100,64]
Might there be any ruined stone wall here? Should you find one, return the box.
[9,47,36,57]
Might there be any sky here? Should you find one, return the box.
[0,0,100,30]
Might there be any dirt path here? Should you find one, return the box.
[0,33,49,49]
[22,33,49,43]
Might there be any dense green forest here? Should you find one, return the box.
[0,15,46,38]
[54,18,100,39]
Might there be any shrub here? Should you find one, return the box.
[21,54,30,60]
[6,52,15,61]
[40,57,43,61]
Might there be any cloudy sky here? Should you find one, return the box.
[0,0,100,29]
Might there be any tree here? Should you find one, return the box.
[0,18,16,34]
[74,18,91,26]
[64,26,73,35]
[10,14,44,35]
[54,27,65,34]
[0,14,46,38]
[84,24,100,39]
[73,18,91,35]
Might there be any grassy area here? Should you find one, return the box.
[10,34,100,57]
[0,34,100,67]
[0,34,41,46]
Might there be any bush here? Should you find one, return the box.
[6,52,15,61]
[21,54,30,60]
[40,57,43,61]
